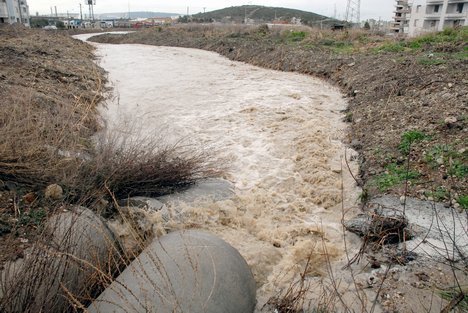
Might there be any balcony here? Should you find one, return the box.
[426,0,444,3]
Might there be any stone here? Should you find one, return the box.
[88,230,257,313]
[44,184,63,200]
[157,178,235,205]
[0,208,118,312]
[444,116,457,125]
[344,205,409,244]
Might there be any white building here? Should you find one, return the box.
[408,0,468,36]
[0,0,30,26]
[393,0,468,36]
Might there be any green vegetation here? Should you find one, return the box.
[19,208,46,227]
[424,144,467,178]
[287,30,306,42]
[458,195,468,210]
[440,288,468,312]
[374,163,420,192]
[399,130,428,155]
[417,57,447,66]
[374,27,468,56]
[425,187,449,201]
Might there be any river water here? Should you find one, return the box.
[75,34,361,309]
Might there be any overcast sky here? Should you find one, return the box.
[29,0,395,21]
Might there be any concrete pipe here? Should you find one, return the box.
[0,207,118,313]
[88,230,256,313]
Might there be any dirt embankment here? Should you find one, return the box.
[0,25,106,263]
[90,26,467,206]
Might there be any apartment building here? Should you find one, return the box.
[392,0,411,34]
[393,0,468,36]
[0,0,30,26]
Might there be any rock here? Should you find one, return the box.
[44,184,63,200]
[88,230,257,313]
[0,207,118,312]
[444,116,457,125]
[344,205,409,244]
[118,197,165,211]
[399,195,406,205]
[157,178,235,205]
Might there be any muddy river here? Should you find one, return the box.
[75,34,361,309]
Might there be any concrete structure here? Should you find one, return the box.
[393,0,468,36]
[0,0,30,26]
[0,208,118,312]
[88,230,257,313]
[391,0,411,34]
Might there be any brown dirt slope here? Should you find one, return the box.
[91,25,467,206]
[0,25,106,264]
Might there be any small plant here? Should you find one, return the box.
[418,57,447,66]
[374,163,420,192]
[458,195,468,210]
[19,208,47,227]
[399,130,428,155]
[440,287,468,312]
[425,186,449,201]
[288,30,307,42]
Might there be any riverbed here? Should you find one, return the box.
[75,33,361,309]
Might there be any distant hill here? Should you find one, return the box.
[191,5,336,26]
[97,11,180,19]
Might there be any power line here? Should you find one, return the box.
[345,0,361,24]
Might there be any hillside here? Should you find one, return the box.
[191,5,334,26]
[97,11,179,19]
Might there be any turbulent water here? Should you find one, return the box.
[76,34,361,308]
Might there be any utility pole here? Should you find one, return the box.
[187,6,189,16]
[80,3,83,21]
[345,0,361,25]
[55,6,58,18]
[128,0,130,19]
[203,7,206,14]
[334,3,337,19]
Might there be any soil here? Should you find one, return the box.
[90,26,467,205]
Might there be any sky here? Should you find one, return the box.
[28,0,395,21]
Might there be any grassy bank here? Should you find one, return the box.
[91,25,468,207]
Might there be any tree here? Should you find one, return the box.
[364,21,371,30]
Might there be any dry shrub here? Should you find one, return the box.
[71,130,221,204]
[0,87,100,188]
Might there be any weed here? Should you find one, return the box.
[440,287,468,312]
[457,195,468,210]
[399,130,428,155]
[18,208,47,227]
[374,42,406,53]
[425,186,449,201]
[288,30,306,42]
[374,163,420,191]
[418,57,447,66]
